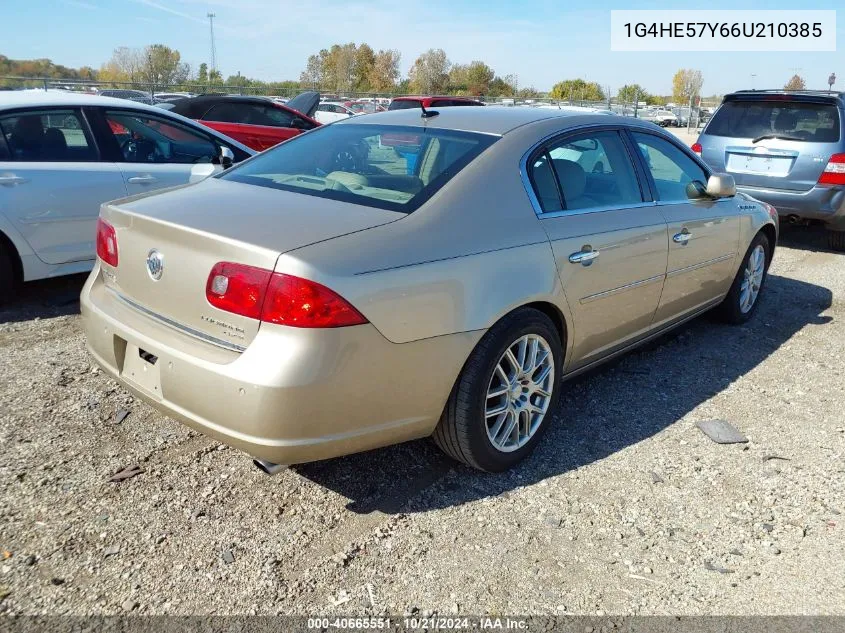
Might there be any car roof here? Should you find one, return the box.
[0,89,160,110]
[337,106,650,136]
[0,89,255,155]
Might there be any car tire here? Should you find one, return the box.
[714,232,771,324]
[433,307,563,472]
[826,228,845,252]
[0,242,18,306]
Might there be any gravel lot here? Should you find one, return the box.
[0,224,843,617]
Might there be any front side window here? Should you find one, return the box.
[221,124,497,213]
[104,111,218,164]
[631,132,708,202]
[528,130,642,212]
[0,109,96,162]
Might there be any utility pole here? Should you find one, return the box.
[207,13,217,74]
[750,73,756,90]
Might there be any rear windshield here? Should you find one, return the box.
[706,100,841,143]
[388,100,422,111]
[220,123,497,213]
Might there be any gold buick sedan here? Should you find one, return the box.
[81,106,778,473]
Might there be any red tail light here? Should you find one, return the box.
[691,142,702,155]
[205,263,367,328]
[95,218,118,267]
[818,153,845,186]
[261,273,368,328]
[206,262,272,320]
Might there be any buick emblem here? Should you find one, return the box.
[146,249,164,281]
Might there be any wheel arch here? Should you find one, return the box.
[759,223,777,265]
[0,228,23,285]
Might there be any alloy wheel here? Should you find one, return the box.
[485,334,555,452]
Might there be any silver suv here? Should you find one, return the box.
[695,90,845,250]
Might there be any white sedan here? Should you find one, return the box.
[314,102,357,124]
[0,91,254,301]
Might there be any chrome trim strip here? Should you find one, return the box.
[109,289,246,353]
[536,201,657,219]
[580,274,665,304]
[666,253,735,278]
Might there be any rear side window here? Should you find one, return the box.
[221,123,497,213]
[203,103,281,127]
[528,131,642,213]
[0,109,97,162]
[706,100,841,143]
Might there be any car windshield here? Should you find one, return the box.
[706,100,841,142]
[220,123,497,213]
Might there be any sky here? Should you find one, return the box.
[4,0,843,95]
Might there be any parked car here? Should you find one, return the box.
[153,92,195,103]
[695,90,845,250]
[81,107,777,473]
[97,89,155,105]
[0,91,254,300]
[314,101,356,124]
[170,92,321,151]
[388,95,485,110]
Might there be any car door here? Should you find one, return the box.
[629,130,740,327]
[95,107,226,195]
[527,128,669,370]
[200,102,302,151]
[0,107,126,265]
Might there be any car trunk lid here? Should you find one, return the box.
[99,178,401,349]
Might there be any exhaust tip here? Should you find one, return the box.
[253,459,287,476]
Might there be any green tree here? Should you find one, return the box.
[409,48,451,94]
[368,49,401,92]
[672,68,704,104]
[465,61,495,95]
[141,44,190,85]
[197,63,208,83]
[550,79,605,102]
[784,74,806,90]
[353,43,375,91]
[617,84,650,103]
[300,54,323,89]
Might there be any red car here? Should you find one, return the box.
[170,92,321,151]
[388,96,485,110]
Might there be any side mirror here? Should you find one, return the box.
[219,146,234,169]
[289,118,307,130]
[705,173,736,198]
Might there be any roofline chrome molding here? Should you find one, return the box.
[519,120,721,218]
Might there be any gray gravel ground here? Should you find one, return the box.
[0,224,843,616]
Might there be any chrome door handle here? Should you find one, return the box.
[127,175,157,184]
[673,230,691,244]
[0,175,27,186]
[568,249,600,264]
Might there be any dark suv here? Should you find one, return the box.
[695,90,845,250]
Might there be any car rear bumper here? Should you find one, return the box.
[736,184,845,225]
[80,265,481,465]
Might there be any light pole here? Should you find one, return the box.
[207,13,217,75]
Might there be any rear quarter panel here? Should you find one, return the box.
[274,122,576,349]
[197,120,301,151]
